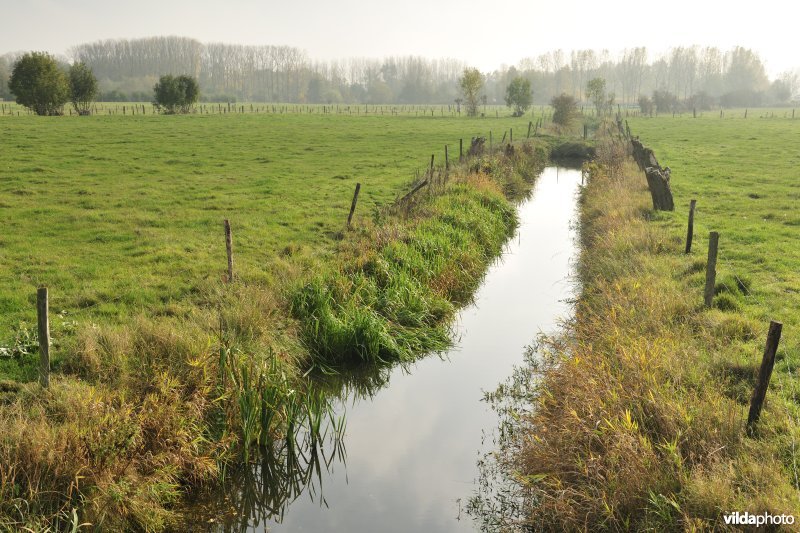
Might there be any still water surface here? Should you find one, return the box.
[207,166,582,532]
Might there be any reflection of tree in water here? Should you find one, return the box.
[200,362,406,532]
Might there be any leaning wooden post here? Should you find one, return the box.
[527,121,532,138]
[224,220,234,282]
[747,321,783,435]
[704,231,719,308]
[37,287,50,388]
[347,183,361,228]
[685,199,697,254]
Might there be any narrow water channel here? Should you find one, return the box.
[205,166,582,532]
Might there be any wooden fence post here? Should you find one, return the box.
[37,287,50,388]
[747,321,783,435]
[510,128,513,143]
[583,124,587,139]
[429,154,435,181]
[704,231,719,307]
[444,145,449,172]
[224,220,234,282]
[347,183,361,228]
[527,121,532,138]
[685,199,697,254]
[459,139,463,161]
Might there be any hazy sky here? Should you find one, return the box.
[2,0,798,77]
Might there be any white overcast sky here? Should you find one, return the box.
[2,0,799,77]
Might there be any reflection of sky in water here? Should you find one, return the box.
[246,167,582,532]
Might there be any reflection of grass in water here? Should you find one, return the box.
[468,336,558,532]
[204,421,346,530]
[195,349,347,530]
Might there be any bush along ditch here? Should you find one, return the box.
[0,138,549,530]
[471,130,800,531]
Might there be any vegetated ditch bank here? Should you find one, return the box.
[192,163,584,532]
[473,135,800,530]
[0,135,578,531]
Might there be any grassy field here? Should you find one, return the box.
[627,113,800,410]
[0,111,542,374]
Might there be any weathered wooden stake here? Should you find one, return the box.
[400,179,428,203]
[583,124,587,139]
[224,220,234,282]
[527,121,532,138]
[510,128,513,143]
[37,287,50,388]
[747,321,783,435]
[444,145,449,171]
[429,154,435,179]
[459,139,463,161]
[744,109,748,119]
[704,231,719,308]
[347,183,361,228]
[685,199,697,254]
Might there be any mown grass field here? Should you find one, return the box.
[0,111,540,373]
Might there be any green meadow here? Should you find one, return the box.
[627,113,800,373]
[0,111,539,352]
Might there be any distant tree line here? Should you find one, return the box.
[62,36,467,105]
[1,39,798,108]
[485,46,798,109]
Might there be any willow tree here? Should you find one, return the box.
[8,52,69,116]
[68,62,98,115]
[153,74,199,114]
[459,68,484,116]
